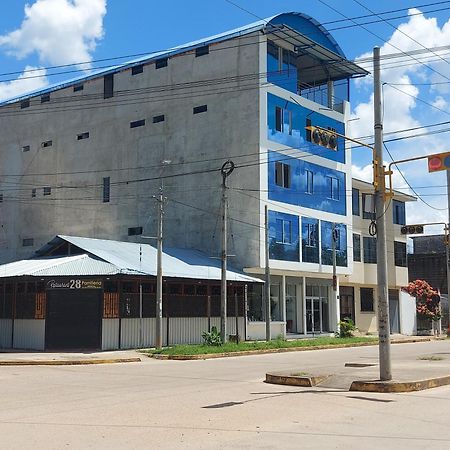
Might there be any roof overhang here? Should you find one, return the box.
[264,24,368,85]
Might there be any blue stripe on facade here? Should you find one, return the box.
[268,151,347,216]
[267,93,346,163]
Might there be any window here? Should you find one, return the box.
[353,234,361,262]
[22,145,30,152]
[77,132,89,140]
[128,226,143,236]
[302,218,319,263]
[352,188,360,216]
[153,114,165,123]
[103,177,110,203]
[276,108,293,135]
[131,64,143,75]
[31,188,36,198]
[193,105,207,114]
[360,287,374,312]
[20,99,30,109]
[306,118,312,142]
[393,200,406,225]
[22,238,34,247]
[363,236,377,263]
[73,84,84,92]
[155,58,168,69]
[327,176,339,200]
[130,119,145,128]
[276,219,292,244]
[43,187,51,196]
[394,241,407,267]
[0,194,3,203]
[306,170,314,194]
[41,140,52,148]
[362,193,375,219]
[104,73,114,99]
[41,93,50,103]
[195,45,209,57]
[275,161,291,188]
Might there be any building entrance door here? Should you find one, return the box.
[306,297,329,333]
[339,286,355,322]
[285,284,297,333]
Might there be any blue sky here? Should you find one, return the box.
[1,0,450,232]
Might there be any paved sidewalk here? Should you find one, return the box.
[266,338,450,392]
[0,349,142,365]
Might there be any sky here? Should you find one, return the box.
[0,0,450,235]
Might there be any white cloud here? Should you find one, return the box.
[0,0,107,68]
[0,66,48,102]
[431,96,448,111]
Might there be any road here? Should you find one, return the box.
[0,340,449,449]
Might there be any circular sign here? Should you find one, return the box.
[428,156,442,171]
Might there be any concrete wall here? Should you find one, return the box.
[0,33,262,269]
[399,291,416,335]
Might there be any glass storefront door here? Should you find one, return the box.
[306,284,329,334]
[285,284,297,333]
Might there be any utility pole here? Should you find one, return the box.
[447,170,450,330]
[155,186,164,350]
[220,160,235,343]
[332,223,338,329]
[265,205,271,341]
[373,46,392,381]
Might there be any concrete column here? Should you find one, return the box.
[332,279,340,333]
[281,275,286,338]
[302,276,307,335]
[327,79,334,110]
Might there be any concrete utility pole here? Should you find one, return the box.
[447,170,450,329]
[332,222,338,329]
[265,205,271,341]
[220,160,235,343]
[373,46,392,381]
[155,186,164,350]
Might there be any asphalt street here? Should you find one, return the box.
[0,340,449,449]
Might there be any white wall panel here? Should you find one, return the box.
[101,319,120,350]
[13,319,45,350]
[0,319,12,348]
[120,318,156,349]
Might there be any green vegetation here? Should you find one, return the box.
[201,326,222,346]
[417,355,445,361]
[336,318,357,338]
[144,336,377,357]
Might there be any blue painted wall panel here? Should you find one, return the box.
[267,93,345,163]
[268,151,347,216]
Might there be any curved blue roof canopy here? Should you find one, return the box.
[268,12,345,57]
[0,12,367,105]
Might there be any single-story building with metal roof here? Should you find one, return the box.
[0,236,263,350]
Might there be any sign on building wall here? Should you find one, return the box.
[46,279,103,290]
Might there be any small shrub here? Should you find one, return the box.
[336,318,357,338]
[201,326,222,346]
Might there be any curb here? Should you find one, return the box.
[148,336,442,360]
[350,375,450,393]
[265,372,329,387]
[0,357,141,366]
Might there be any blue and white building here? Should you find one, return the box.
[0,12,393,346]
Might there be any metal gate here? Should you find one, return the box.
[45,290,102,349]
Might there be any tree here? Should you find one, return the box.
[401,279,442,322]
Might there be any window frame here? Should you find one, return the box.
[352,188,360,216]
[193,105,207,114]
[360,287,374,312]
[275,161,291,189]
[306,170,314,194]
[353,233,361,262]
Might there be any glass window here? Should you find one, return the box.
[352,188,360,216]
[275,162,290,188]
[104,74,114,99]
[394,241,407,267]
[195,45,209,57]
[302,217,319,263]
[353,234,361,262]
[327,176,339,200]
[275,106,283,132]
[131,65,143,75]
[363,236,377,263]
[103,177,110,203]
[321,221,347,267]
[155,58,168,69]
[275,219,292,244]
[269,211,299,261]
[393,200,406,225]
[362,193,375,220]
[360,287,374,312]
[306,170,313,194]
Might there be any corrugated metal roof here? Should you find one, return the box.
[0,236,262,283]
[0,12,367,106]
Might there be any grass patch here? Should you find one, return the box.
[143,336,377,357]
[290,371,310,377]
[417,355,445,361]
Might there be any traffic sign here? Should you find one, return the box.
[427,151,450,172]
